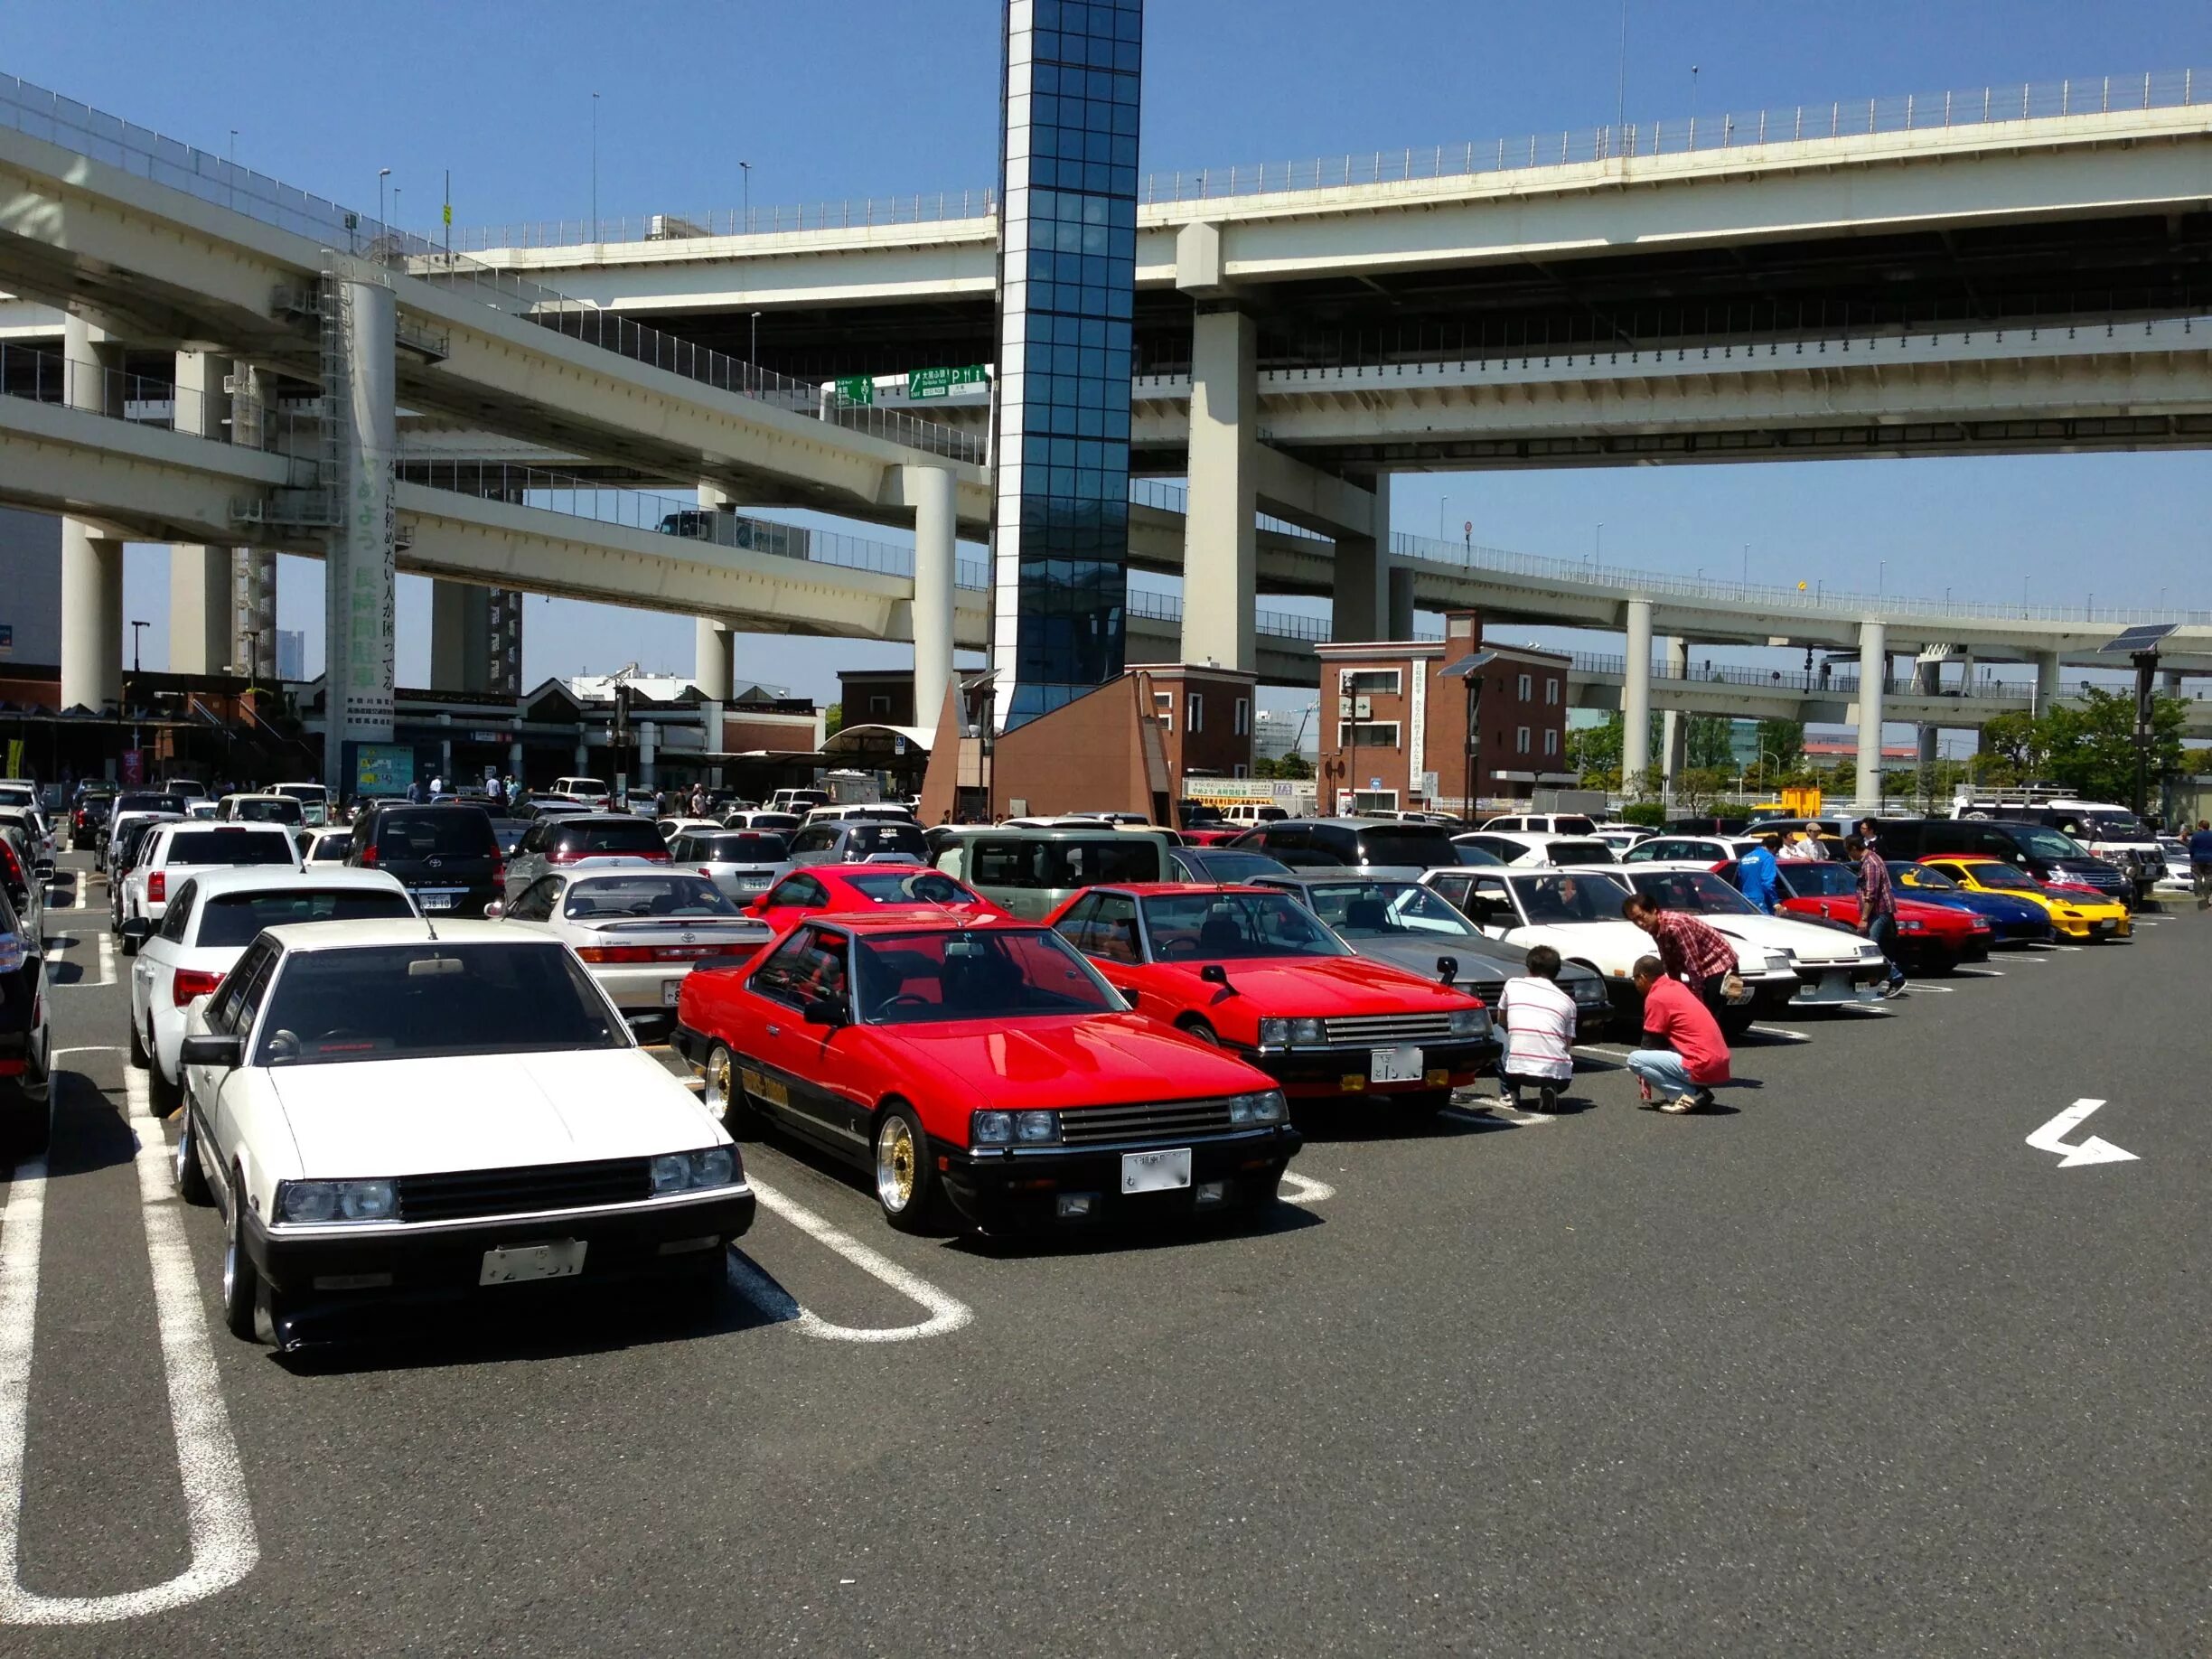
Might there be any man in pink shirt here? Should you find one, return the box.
[1627,954,1731,1114]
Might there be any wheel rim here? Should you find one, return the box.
[703,1047,733,1116]
[220,1222,238,1308]
[173,1113,190,1186]
[876,1117,916,1214]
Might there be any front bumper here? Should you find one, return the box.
[246,1186,757,1297]
[941,1127,1301,1230]
[1242,1036,1497,1099]
[1788,964,1886,1006]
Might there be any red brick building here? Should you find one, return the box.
[1129,662,1258,783]
[1316,613,1573,815]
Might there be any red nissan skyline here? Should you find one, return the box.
[1772,861,1992,971]
[743,863,1007,936]
[674,911,1298,1234]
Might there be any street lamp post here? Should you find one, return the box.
[739,159,752,232]
[378,167,390,233]
[590,92,601,241]
[128,619,147,753]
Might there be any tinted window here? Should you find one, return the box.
[560,876,736,919]
[307,835,351,863]
[1138,891,1347,960]
[162,830,295,867]
[855,928,1118,1023]
[160,881,199,943]
[197,887,417,947]
[256,942,623,1066]
[697,833,788,862]
[555,820,667,857]
[1624,870,1757,915]
[1546,841,1617,867]
[848,822,928,859]
[229,798,303,824]
[376,810,499,858]
[1780,863,1857,898]
[764,875,830,909]
[1512,873,1633,924]
[839,869,981,906]
[787,828,839,856]
[1297,881,1476,937]
[117,794,185,814]
[1175,848,1291,882]
[750,927,848,1008]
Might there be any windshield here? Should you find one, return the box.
[555,820,666,857]
[198,887,417,948]
[971,837,1161,887]
[740,813,802,833]
[2014,826,2087,860]
[1454,842,1506,867]
[1891,863,1957,892]
[164,830,295,867]
[1295,881,1476,938]
[1625,870,1757,915]
[230,798,303,823]
[306,836,351,863]
[1546,840,1618,867]
[1511,872,1633,924]
[848,822,928,858]
[256,942,623,1066]
[1955,862,2037,892]
[2073,812,2147,841]
[561,875,737,920]
[117,794,185,815]
[1781,863,1857,898]
[1176,848,1290,882]
[1139,890,1348,960]
[840,869,983,905]
[1548,815,1598,836]
[697,832,788,862]
[854,927,1120,1024]
[1353,826,1461,867]
[274,785,328,804]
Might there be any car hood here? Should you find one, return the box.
[1149,954,1480,1016]
[267,1048,721,1176]
[1345,931,1603,993]
[1502,919,1661,971]
[880,1012,1275,1108]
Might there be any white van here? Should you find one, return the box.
[1222,802,1289,825]
[548,776,612,807]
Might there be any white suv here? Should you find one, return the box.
[548,776,613,808]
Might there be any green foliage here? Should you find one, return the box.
[1566,716,1623,783]
[822,701,844,738]
[1620,801,1666,828]
[1684,717,1738,771]
[1674,767,1730,813]
[1252,752,1313,781]
[1975,691,2188,800]
[1756,719,1805,772]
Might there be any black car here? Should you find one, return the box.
[70,793,113,849]
[348,804,504,918]
[1871,816,2133,909]
[1228,817,1467,874]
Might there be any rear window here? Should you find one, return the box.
[849,822,927,858]
[698,833,787,861]
[1352,827,1460,868]
[557,820,667,857]
[164,830,295,867]
[1546,840,1617,867]
[743,813,801,833]
[970,837,1162,888]
[1550,815,1598,836]
[377,811,499,858]
[197,887,417,947]
[230,797,304,823]
[117,794,184,814]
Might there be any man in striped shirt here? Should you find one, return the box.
[1497,943,1577,1114]
[1621,891,1741,1017]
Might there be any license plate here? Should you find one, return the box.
[480,1240,586,1285]
[661,979,683,1008]
[419,890,462,912]
[1120,1148,1192,1194]
[1370,1045,1424,1083]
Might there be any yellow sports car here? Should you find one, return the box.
[1917,856,2132,942]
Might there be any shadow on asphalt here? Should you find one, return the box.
[32,1070,137,1182]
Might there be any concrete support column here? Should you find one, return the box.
[2160,669,2182,698]
[1386,565,1416,642]
[1622,598,1653,791]
[323,275,398,795]
[1911,658,1940,771]
[2032,650,2061,717]
[168,350,233,674]
[1856,620,1889,809]
[429,581,494,692]
[693,618,736,702]
[61,314,125,712]
[1660,636,1690,797]
[906,463,957,729]
[230,361,278,681]
[638,721,657,790]
[1182,305,1257,670]
[1331,470,1387,642]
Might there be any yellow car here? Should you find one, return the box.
[1917,857,2132,942]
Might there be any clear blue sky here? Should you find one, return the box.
[14,1,2208,704]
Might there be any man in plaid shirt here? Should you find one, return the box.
[1849,834,1907,997]
[1620,892,1741,1015]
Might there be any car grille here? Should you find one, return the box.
[395,1158,653,1223]
[1460,976,1507,1006]
[1059,1099,1236,1147]
[1320,1011,1463,1045]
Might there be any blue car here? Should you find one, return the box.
[1889,861,2053,944]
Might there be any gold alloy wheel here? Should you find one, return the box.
[876,1116,917,1214]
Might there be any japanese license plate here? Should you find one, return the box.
[1120,1148,1192,1195]
[418,889,462,912]
[661,979,683,1008]
[479,1240,586,1285]
[1370,1045,1424,1083]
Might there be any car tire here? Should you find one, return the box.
[148,1055,182,1119]
[173,1105,212,1206]
[2,1083,50,1163]
[128,1012,149,1069]
[873,1103,946,1235]
[699,1043,756,1132]
[1176,1017,1222,1045]
[220,1176,263,1342]
[1716,1004,1756,1040]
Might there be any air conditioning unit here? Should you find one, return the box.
[1354,697,1373,718]
[1337,696,1353,718]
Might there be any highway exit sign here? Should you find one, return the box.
[832,376,875,406]
[906,365,988,399]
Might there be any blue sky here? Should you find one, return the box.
[14,1,2208,708]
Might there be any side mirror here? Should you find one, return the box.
[483,901,506,920]
[1436,955,1458,984]
[1198,963,1229,986]
[803,995,848,1026]
[180,1033,244,1070]
[121,918,152,944]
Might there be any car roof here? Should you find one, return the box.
[174,867,408,899]
[161,821,296,842]
[1254,871,1420,886]
[1617,859,1735,874]
[814,911,1041,935]
[554,866,709,884]
[259,918,520,951]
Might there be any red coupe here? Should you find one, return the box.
[1045,883,1496,1112]
[1772,861,1991,970]
[745,863,1006,935]
[674,912,1298,1233]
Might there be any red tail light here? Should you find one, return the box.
[492,858,506,887]
[173,967,225,1006]
[148,871,166,903]
[577,942,745,964]
[576,944,654,963]
[359,843,378,865]
[546,846,580,866]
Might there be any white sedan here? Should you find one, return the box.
[488,869,769,1042]
[174,919,755,1345]
[1450,830,1620,868]
[125,867,418,1114]
[1612,863,1887,1012]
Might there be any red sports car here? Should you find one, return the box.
[673,912,1298,1233]
[744,863,1006,935]
[1772,861,1992,970]
[1045,883,1496,1111]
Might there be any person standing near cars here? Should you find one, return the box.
[1497,944,1577,1114]
[1848,834,1907,997]
[1626,955,1730,1113]
[1739,833,1783,914]
[1621,892,1740,1017]
[2189,818,2212,910]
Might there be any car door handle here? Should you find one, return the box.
[765,1023,782,1036]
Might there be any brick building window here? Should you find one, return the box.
[1545,678,1560,705]
[1338,721,1401,748]
[1340,668,1401,696]
[1515,726,1531,755]
[1186,693,1204,734]
[1517,673,1532,699]
[1234,698,1251,736]
[1153,690,1173,733]
[1544,729,1560,756]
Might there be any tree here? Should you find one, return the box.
[1251,753,1312,781]
[1674,767,1729,814]
[822,701,844,738]
[1755,719,1805,774]
[2036,689,2187,802]
[1685,716,1737,771]
[1977,710,2041,781]
[1566,714,1623,783]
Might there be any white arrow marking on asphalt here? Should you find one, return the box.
[725,1177,972,1344]
[1279,1171,1336,1204]
[2026,1098,2139,1169]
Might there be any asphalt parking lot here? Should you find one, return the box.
[3,852,2206,1655]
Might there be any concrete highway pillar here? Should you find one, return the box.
[1660,636,1690,797]
[906,463,956,731]
[1330,470,1387,642]
[60,313,125,712]
[1911,658,1940,773]
[1182,305,1257,670]
[2032,650,2061,717]
[693,618,736,702]
[1622,598,1654,792]
[323,275,399,795]
[229,361,278,681]
[429,581,494,692]
[1386,564,1416,642]
[1856,620,1889,810]
[168,350,234,675]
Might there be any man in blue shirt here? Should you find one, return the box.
[2189,818,2212,911]
[1738,831,1783,914]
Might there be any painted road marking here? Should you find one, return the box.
[2026,1098,2137,1169]
[1904,984,1954,994]
[725,1177,971,1344]
[52,934,118,990]
[0,1063,258,1625]
[1279,1171,1336,1204]
[1747,1025,1812,1040]
[1575,1045,1637,1058]
[1832,1003,1897,1017]
[1951,968,2004,979]
[1438,1103,1556,1130]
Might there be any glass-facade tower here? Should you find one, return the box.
[990,0,1142,730]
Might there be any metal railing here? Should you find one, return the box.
[1127,477,1330,542]
[1124,590,1327,643]
[0,341,319,476]
[450,68,2206,250]
[0,73,980,465]
[1389,529,2211,628]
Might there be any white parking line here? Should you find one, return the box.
[52,935,117,990]
[1950,968,2004,979]
[1904,984,1954,994]
[1575,1044,1637,1059]
[1747,1025,1813,1039]
[0,1063,258,1625]
[724,1177,972,1344]
[1831,1003,1897,1017]
[1279,1171,1336,1204]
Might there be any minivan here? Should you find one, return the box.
[1227,817,1467,875]
[933,826,1176,920]
[1871,816,2132,907]
[784,818,931,868]
[348,803,506,916]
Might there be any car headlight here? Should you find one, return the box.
[276,1177,396,1223]
[1898,919,1926,933]
[1448,1007,1491,1039]
[1014,1109,1061,1145]
[1570,979,1610,1007]
[1226,1090,1289,1125]
[651,1148,740,1194]
[1765,952,1794,973]
[1258,1017,1288,1047]
[1259,1017,1327,1047]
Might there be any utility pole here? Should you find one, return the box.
[590,92,601,242]
[740,159,752,232]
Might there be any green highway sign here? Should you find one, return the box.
[832,375,875,406]
[906,364,989,398]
